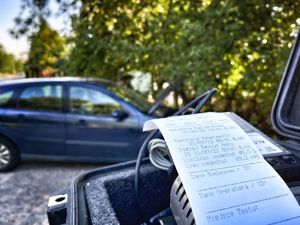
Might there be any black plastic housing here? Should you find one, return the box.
[272,31,300,141]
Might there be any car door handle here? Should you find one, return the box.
[77,119,87,126]
[17,114,25,121]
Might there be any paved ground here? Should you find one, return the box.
[0,161,101,225]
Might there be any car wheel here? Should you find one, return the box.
[0,138,19,172]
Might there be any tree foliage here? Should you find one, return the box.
[13,0,300,134]
[26,18,64,77]
[0,44,23,74]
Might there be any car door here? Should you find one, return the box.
[2,83,66,156]
[65,83,141,162]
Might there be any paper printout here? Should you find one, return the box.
[143,112,300,225]
[248,132,283,155]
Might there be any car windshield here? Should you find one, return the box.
[107,85,152,112]
[94,80,153,113]
[93,79,176,116]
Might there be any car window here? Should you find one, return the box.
[108,86,152,112]
[19,84,63,112]
[0,90,14,107]
[70,86,122,115]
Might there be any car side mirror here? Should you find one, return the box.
[112,110,129,121]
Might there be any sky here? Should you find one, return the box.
[0,0,70,59]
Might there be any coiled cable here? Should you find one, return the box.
[148,138,172,171]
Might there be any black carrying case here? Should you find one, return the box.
[272,31,300,146]
[47,33,300,225]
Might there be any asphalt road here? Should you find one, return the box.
[0,161,101,225]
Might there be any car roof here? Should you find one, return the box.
[0,77,113,87]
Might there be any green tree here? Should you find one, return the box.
[0,44,23,74]
[14,59,24,73]
[12,0,300,134]
[0,53,15,74]
[26,17,64,77]
[65,1,300,131]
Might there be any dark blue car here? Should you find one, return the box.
[0,77,175,171]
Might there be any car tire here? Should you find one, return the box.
[0,137,19,172]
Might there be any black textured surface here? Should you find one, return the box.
[85,164,171,225]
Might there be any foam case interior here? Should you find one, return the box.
[83,162,171,225]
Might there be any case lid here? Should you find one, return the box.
[272,31,300,140]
